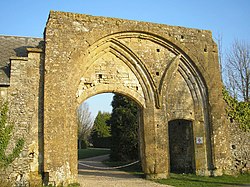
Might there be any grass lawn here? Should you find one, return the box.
[78,148,110,159]
[154,173,250,187]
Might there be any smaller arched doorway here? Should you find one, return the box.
[168,119,196,174]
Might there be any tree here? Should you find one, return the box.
[109,94,139,161]
[0,102,24,168]
[77,103,93,149]
[225,40,250,102]
[90,111,111,147]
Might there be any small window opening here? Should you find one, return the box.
[156,49,160,52]
[204,44,208,52]
[156,72,160,76]
[98,74,103,79]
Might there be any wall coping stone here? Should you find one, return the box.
[10,57,28,61]
[27,48,43,53]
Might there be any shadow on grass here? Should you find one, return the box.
[78,148,110,160]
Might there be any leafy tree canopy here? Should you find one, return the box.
[90,111,111,148]
[91,111,111,138]
[109,94,139,161]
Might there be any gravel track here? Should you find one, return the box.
[78,154,171,187]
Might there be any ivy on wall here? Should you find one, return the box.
[223,88,250,132]
[0,102,24,168]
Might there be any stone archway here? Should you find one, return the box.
[42,11,229,185]
[73,32,166,181]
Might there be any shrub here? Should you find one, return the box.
[0,102,24,168]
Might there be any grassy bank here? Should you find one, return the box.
[78,148,110,160]
[154,173,250,187]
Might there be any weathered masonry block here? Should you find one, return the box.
[0,11,248,186]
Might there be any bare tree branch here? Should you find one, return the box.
[225,40,250,102]
[77,102,94,149]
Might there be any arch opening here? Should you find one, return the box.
[77,92,143,175]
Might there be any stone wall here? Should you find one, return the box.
[0,48,44,186]
[228,122,250,174]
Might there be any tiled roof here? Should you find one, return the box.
[0,35,43,85]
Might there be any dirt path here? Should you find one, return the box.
[78,155,171,187]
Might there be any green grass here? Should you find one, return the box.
[78,148,110,159]
[154,173,250,187]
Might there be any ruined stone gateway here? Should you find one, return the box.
[0,11,248,186]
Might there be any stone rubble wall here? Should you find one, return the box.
[0,48,44,186]
[228,121,250,174]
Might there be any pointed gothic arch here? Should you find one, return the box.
[42,12,229,185]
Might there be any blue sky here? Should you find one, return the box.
[1,0,249,118]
